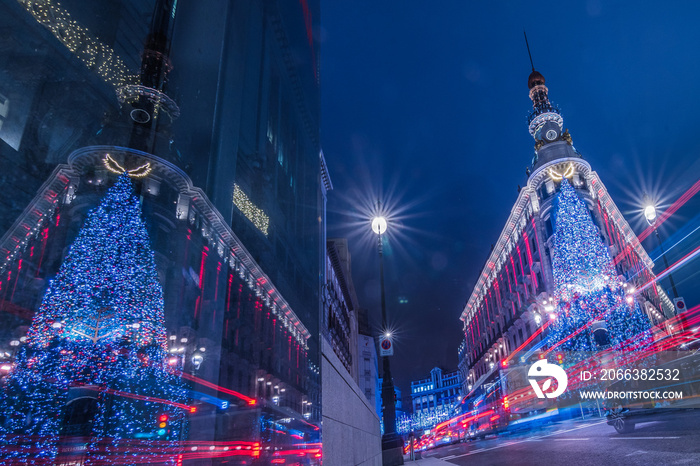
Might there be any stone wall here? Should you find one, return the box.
[322,337,382,466]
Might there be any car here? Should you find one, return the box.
[605,350,700,433]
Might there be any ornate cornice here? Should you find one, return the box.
[2,145,312,347]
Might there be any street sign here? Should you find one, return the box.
[674,297,686,314]
[379,336,393,356]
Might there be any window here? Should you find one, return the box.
[0,92,8,132]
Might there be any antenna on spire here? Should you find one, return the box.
[524,30,535,72]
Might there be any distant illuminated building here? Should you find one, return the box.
[458,68,673,398]
[457,339,470,396]
[378,381,413,435]
[410,367,462,430]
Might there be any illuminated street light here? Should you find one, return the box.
[371,201,402,462]
[644,204,657,225]
[644,198,679,300]
[371,216,388,235]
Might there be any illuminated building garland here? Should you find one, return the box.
[233,184,269,236]
[19,0,136,88]
[548,163,574,181]
[103,154,153,178]
[0,174,187,463]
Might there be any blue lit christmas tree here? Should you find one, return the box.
[545,179,651,354]
[0,174,187,464]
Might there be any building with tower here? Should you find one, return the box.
[457,66,674,400]
[0,0,325,463]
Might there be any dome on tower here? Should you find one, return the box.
[528,70,545,89]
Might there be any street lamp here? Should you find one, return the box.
[372,216,388,235]
[644,202,679,299]
[371,207,403,464]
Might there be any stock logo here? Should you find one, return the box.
[528,360,568,399]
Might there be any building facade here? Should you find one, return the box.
[0,0,323,463]
[410,367,462,430]
[321,231,381,463]
[324,238,359,379]
[458,69,674,398]
[357,307,381,415]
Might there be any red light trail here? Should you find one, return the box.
[179,372,257,405]
[81,385,195,412]
[503,319,553,365]
[614,177,700,266]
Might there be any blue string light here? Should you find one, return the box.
[0,174,187,463]
[546,179,652,354]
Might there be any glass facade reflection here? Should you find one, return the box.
[0,0,321,464]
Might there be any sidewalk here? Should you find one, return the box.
[403,455,450,464]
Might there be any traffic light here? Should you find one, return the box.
[556,353,564,365]
[157,413,169,437]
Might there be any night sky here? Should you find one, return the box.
[320,1,700,392]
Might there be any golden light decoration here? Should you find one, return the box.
[103,154,152,178]
[20,0,136,88]
[548,163,574,181]
[233,184,269,236]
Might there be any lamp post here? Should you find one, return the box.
[371,211,403,464]
[644,203,679,299]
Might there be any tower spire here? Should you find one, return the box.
[524,34,563,144]
[524,30,535,72]
[523,37,580,174]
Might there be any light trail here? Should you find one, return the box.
[81,385,195,412]
[613,177,700,266]
[637,178,700,242]
[503,319,552,365]
[519,337,548,361]
[627,222,700,283]
[637,243,700,294]
[179,372,256,405]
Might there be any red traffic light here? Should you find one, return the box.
[158,414,169,423]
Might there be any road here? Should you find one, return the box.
[421,410,700,465]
